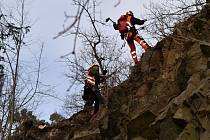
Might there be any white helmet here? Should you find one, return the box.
[126,10,134,16]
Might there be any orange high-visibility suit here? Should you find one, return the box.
[113,11,151,64]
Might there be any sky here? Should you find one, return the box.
[1,0,160,121]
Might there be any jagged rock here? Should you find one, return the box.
[207,61,210,69]
[176,120,200,140]
[200,43,210,57]
[127,111,156,139]
[73,129,101,140]
[13,5,210,140]
[186,42,207,75]
[200,121,210,140]
[130,136,147,140]
[135,83,150,97]
[159,118,183,140]
[173,106,193,122]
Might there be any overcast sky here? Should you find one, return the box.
[2,0,159,121]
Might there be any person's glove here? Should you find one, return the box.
[127,26,130,31]
[130,26,136,33]
[142,19,147,23]
[141,26,145,30]
[103,69,107,75]
[120,33,125,40]
[113,22,118,30]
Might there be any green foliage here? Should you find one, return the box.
[7,109,40,139]
[13,108,37,124]
[50,112,65,123]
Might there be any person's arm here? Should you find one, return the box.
[133,17,147,25]
[99,69,107,83]
[113,22,118,30]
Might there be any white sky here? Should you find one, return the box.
[1,0,160,121]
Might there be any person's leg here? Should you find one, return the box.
[83,86,94,108]
[92,87,100,114]
[127,40,138,65]
[127,32,138,65]
[134,34,150,51]
[85,94,94,107]
[93,87,107,113]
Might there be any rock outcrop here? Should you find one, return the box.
[14,4,210,140]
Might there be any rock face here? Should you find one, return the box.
[15,6,210,140]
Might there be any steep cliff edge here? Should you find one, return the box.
[14,5,210,140]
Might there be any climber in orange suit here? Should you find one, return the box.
[113,10,151,64]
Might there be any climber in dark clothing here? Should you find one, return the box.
[82,64,107,116]
[113,10,151,65]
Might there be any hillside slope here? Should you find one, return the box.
[14,4,210,140]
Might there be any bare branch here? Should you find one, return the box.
[114,0,122,7]
[53,0,90,39]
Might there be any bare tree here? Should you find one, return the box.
[53,0,123,40]
[53,0,90,55]
[63,93,84,116]
[114,0,122,7]
[60,0,131,115]
[0,0,49,138]
[57,0,131,88]
[144,0,206,41]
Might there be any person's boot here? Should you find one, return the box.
[144,44,151,52]
[132,55,138,65]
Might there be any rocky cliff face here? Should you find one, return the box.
[15,5,210,140]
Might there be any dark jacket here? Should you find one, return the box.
[129,16,145,26]
[113,15,145,31]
